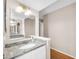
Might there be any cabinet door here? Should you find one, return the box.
[15,45,46,59]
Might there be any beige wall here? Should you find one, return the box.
[43,17,48,37]
[44,3,76,57]
[24,18,35,38]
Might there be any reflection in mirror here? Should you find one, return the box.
[24,18,35,38]
[9,9,35,38]
[10,19,24,38]
[6,0,35,39]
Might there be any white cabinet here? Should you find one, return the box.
[15,45,46,59]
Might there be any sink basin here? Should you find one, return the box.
[19,43,36,49]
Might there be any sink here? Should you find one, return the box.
[19,43,36,49]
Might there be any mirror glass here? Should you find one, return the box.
[6,0,35,39]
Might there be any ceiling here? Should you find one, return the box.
[18,0,57,11]
[9,0,76,18]
[40,0,76,17]
[18,0,76,17]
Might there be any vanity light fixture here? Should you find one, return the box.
[15,2,27,13]
[16,6,24,13]
[15,2,32,16]
[24,9,32,16]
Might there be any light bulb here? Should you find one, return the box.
[16,6,24,13]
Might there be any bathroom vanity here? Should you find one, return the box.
[15,45,46,59]
[5,39,46,59]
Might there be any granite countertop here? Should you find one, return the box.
[4,39,46,59]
